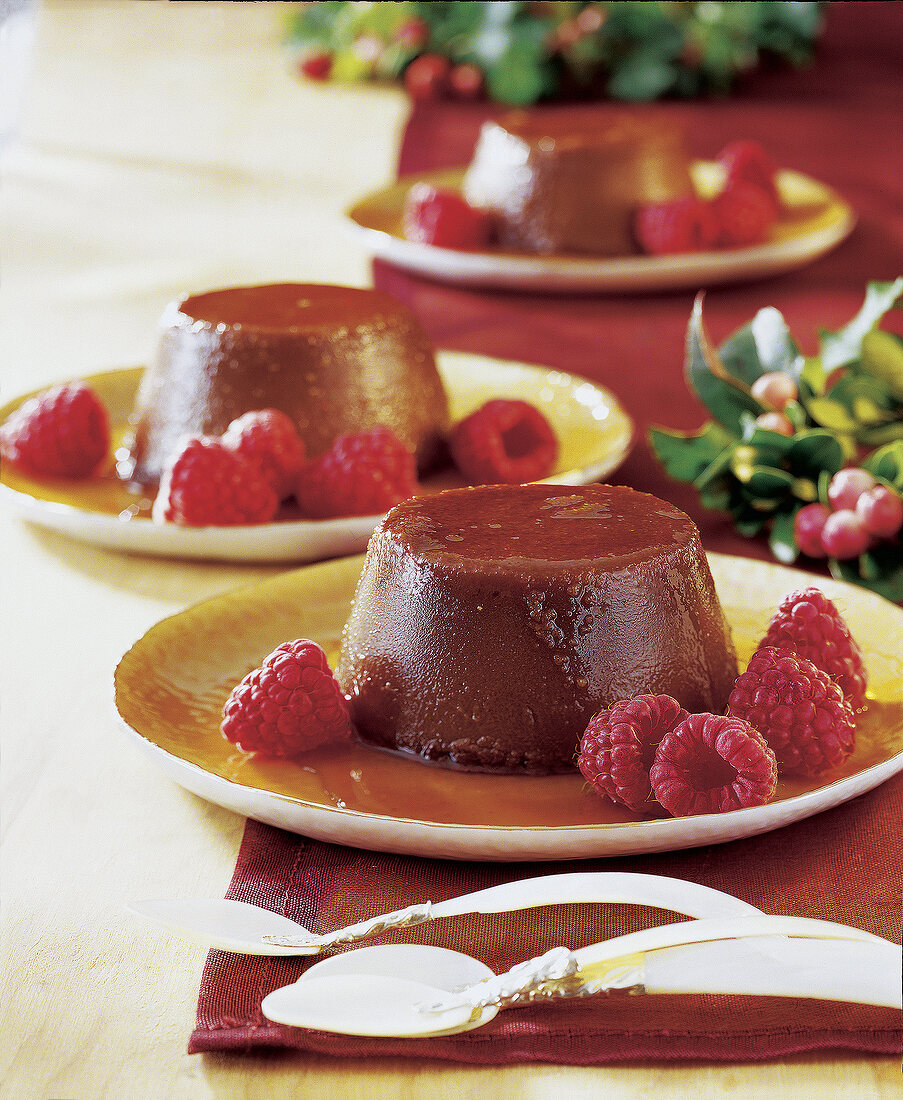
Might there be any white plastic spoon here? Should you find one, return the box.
[129,871,763,956]
[260,915,902,1038]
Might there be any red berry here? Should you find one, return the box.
[754,411,794,436]
[152,436,278,526]
[711,180,777,247]
[299,50,333,81]
[221,639,352,758]
[578,695,688,812]
[827,467,877,511]
[820,509,871,560]
[856,484,903,538]
[793,503,831,558]
[0,381,109,479]
[633,196,719,255]
[404,53,451,100]
[751,371,798,410]
[403,182,493,250]
[649,713,777,816]
[222,409,306,500]
[728,647,856,776]
[394,17,430,50]
[295,426,418,519]
[717,140,780,214]
[448,62,484,100]
[759,586,868,710]
[449,399,558,485]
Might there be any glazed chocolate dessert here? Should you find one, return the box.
[127,283,449,485]
[336,483,738,773]
[463,110,694,255]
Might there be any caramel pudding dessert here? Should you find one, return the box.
[463,110,694,255]
[336,483,738,773]
[127,283,449,485]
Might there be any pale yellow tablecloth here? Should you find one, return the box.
[0,3,897,1097]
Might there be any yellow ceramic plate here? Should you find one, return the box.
[346,164,856,293]
[114,554,903,861]
[0,352,632,563]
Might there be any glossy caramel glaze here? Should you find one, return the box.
[126,283,449,485]
[463,110,694,255]
[336,484,738,774]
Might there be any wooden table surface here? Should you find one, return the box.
[0,3,897,1097]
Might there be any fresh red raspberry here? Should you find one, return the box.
[0,381,109,479]
[221,639,352,758]
[152,436,278,526]
[728,647,856,776]
[633,196,719,255]
[649,713,778,816]
[758,586,868,710]
[403,183,493,250]
[222,409,306,500]
[578,695,688,812]
[295,426,419,519]
[711,179,777,248]
[449,399,558,485]
[717,140,780,214]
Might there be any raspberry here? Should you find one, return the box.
[728,647,856,776]
[578,695,688,812]
[295,426,418,519]
[633,196,719,255]
[711,180,777,247]
[222,409,306,500]
[221,639,352,758]
[758,586,868,710]
[403,183,493,249]
[649,714,777,816]
[449,399,558,485]
[717,140,780,214]
[0,381,109,479]
[152,436,278,526]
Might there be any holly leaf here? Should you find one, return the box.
[769,509,800,565]
[648,421,735,484]
[718,306,801,388]
[831,549,903,603]
[786,430,845,480]
[819,277,903,370]
[685,295,763,433]
[863,441,903,491]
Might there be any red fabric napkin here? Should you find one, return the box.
[191,4,903,1061]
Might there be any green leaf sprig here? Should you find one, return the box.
[650,280,903,600]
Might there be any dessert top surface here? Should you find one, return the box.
[381,483,696,571]
[169,283,409,332]
[483,109,678,151]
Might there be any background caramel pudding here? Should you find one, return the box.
[126,283,450,485]
[463,110,694,255]
[337,483,738,773]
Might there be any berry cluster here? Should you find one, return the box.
[154,413,420,527]
[578,587,865,818]
[635,141,780,255]
[794,467,903,561]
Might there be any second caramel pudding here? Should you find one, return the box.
[127,283,449,485]
[337,483,738,774]
[463,110,694,255]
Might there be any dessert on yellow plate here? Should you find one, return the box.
[126,282,450,486]
[462,110,694,255]
[336,482,738,774]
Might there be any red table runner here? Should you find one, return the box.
[191,4,903,1062]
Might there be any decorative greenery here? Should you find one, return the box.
[650,280,903,601]
[285,1,825,105]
